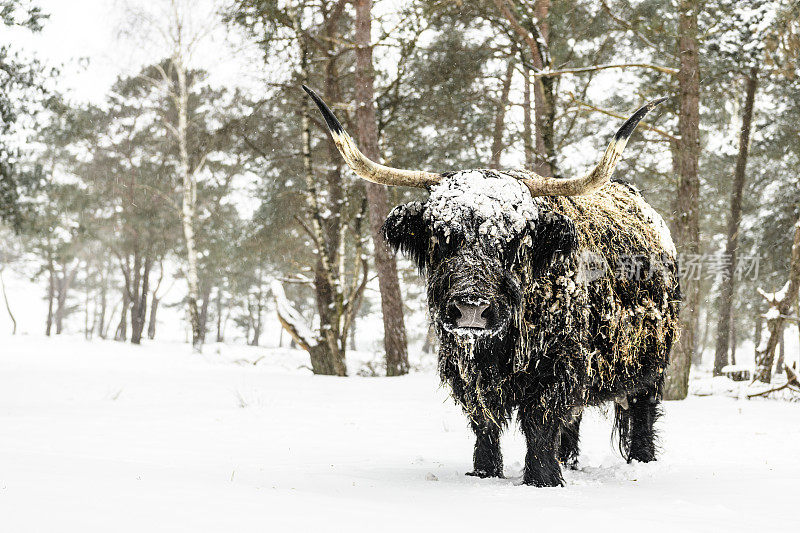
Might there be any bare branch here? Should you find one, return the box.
[131,182,181,212]
[599,0,666,55]
[566,92,678,142]
[492,0,545,67]
[531,62,678,78]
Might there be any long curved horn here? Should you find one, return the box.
[518,97,668,197]
[302,85,442,189]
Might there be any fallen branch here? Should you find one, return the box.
[271,280,316,352]
[747,365,800,398]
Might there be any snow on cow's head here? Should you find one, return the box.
[383,169,577,338]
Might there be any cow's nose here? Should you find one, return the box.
[452,300,491,329]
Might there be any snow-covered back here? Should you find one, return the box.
[424,170,676,258]
[630,187,677,257]
[425,171,539,244]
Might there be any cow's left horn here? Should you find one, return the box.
[518,97,667,197]
[302,85,442,189]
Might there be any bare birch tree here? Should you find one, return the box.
[226,0,371,375]
[118,0,220,351]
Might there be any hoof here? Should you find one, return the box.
[466,469,503,479]
[523,472,564,487]
[561,459,580,471]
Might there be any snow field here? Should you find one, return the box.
[1,334,799,532]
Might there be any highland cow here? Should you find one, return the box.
[303,85,681,487]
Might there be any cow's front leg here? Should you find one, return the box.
[519,405,565,487]
[466,419,503,478]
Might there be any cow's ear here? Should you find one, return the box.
[529,212,578,278]
[382,202,430,271]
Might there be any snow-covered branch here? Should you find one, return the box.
[271,280,316,352]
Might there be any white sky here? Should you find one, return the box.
[3,0,662,175]
[6,0,264,104]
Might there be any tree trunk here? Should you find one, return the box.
[175,58,203,353]
[198,284,211,344]
[354,0,409,376]
[522,60,535,168]
[131,256,151,345]
[776,328,785,374]
[115,289,130,342]
[422,322,437,354]
[797,301,800,369]
[103,298,120,339]
[713,68,758,376]
[215,288,224,342]
[45,262,55,336]
[311,262,344,371]
[348,320,356,351]
[0,268,17,334]
[532,0,555,176]
[250,291,263,347]
[697,305,710,356]
[129,251,142,343]
[311,344,342,374]
[490,59,515,169]
[55,289,66,334]
[754,304,763,346]
[255,289,264,347]
[96,282,107,339]
[55,275,65,335]
[83,261,90,339]
[148,296,159,340]
[146,260,163,341]
[754,217,800,383]
[95,261,109,339]
[55,263,77,335]
[664,0,701,400]
[243,308,251,347]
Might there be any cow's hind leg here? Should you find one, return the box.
[615,382,662,463]
[466,419,503,478]
[558,410,582,469]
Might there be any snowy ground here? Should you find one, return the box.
[1,334,799,532]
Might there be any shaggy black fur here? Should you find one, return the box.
[467,420,504,478]
[614,382,663,463]
[558,411,582,469]
[383,178,680,487]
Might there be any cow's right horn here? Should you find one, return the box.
[517,97,667,197]
[302,85,442,189]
